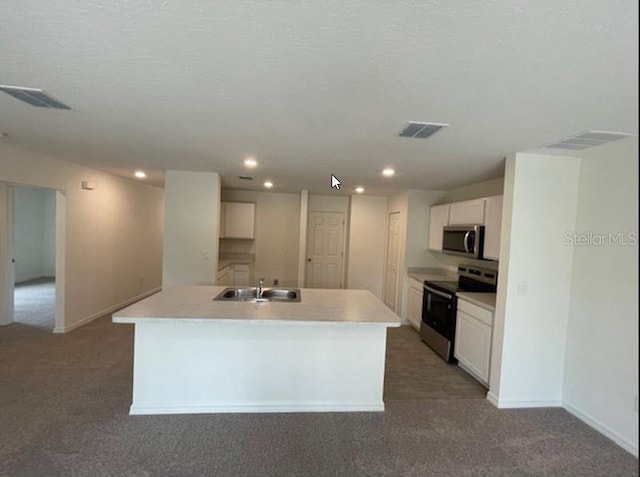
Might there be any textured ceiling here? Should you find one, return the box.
[0,1,637,194]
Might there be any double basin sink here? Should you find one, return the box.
[214,287,301,302]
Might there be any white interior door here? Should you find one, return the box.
[384,212,400,312]
[306,211,344,289]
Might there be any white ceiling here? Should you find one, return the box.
[0,1,637,194]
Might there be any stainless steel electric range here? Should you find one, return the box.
[420,265,498,363]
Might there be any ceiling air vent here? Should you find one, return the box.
[238,176,254,181]
[544,130,630,151]
[399,121,449,139]
[0,85,71,110]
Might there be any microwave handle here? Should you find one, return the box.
[463,231,471,253]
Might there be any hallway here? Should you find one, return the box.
[14,277,55,331]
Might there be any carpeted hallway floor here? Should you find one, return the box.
[0,316,637,476]
[13,277,56,331]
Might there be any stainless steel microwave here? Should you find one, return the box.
[442,225,484,259]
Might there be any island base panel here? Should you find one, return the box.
[129,321,389,414]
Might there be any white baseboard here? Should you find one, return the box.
[487,396,562,409]
[486,393,638,457]
[129,401,385,415]
[486,391,499,407]
[563,401,639,457]
[53,287,161,334]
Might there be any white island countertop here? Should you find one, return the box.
[113,286,402,327]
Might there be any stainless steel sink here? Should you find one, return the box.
[213,287,301,302]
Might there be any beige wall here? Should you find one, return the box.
[347,195,387,298]
[13,186,56,282]
[163,171,220,287]
[562,137,638,454]
[491,152,581,406]
[222,189,301,287]
[0,143,163,331]
[437,177,504,204]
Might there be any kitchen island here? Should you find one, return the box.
[113,286,401,415]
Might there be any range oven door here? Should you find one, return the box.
[420,284,457,362]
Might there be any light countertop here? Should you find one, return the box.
[456,292,497,311]
[113,286,402,327]
[407,267,458,283]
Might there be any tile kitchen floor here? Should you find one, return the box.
[384,325,487,400]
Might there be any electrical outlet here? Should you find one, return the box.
[273,278,279,286]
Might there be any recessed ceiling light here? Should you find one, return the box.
[244,157,258,168]
[134,171,146,179]
[264,181,273,189]
[382,168,395,177]
[355,186,365,194]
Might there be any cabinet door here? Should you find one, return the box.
[224,202,255,239]
[483,196,503,261]
[427,205,450,251]
[455,310,492,385]
[233,264,251,286]
[407,280,423,330]
[448,199,485,225]
[217,266,232,286]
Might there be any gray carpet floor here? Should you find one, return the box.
[13,277,56,331]
[0,316,637,477]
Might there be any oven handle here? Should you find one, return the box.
[423,284,454,300]
[463,231,471,253]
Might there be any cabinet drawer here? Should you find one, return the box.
[457,299,493,326]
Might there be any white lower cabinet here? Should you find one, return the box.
[217,265,232,286]
[233,264,251,286]
[455,299,493,386]
[407,278,424,330]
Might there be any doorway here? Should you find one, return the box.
[0,183,65,332]
[384,212,400,312]
[305,211,345,288]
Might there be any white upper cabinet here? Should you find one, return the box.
[427,204,450,251]
[220,202,255,239]
[427,195,503,259]
[448,199,485,225]
[483,196,503,261]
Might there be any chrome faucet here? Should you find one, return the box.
[256,277,265,299]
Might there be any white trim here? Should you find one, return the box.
[297,190,308,288]
[129,401,385,415]
[563,401,639,457]
[486,391,499,407]
[489,398,562,409]
[53,286,161,333]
